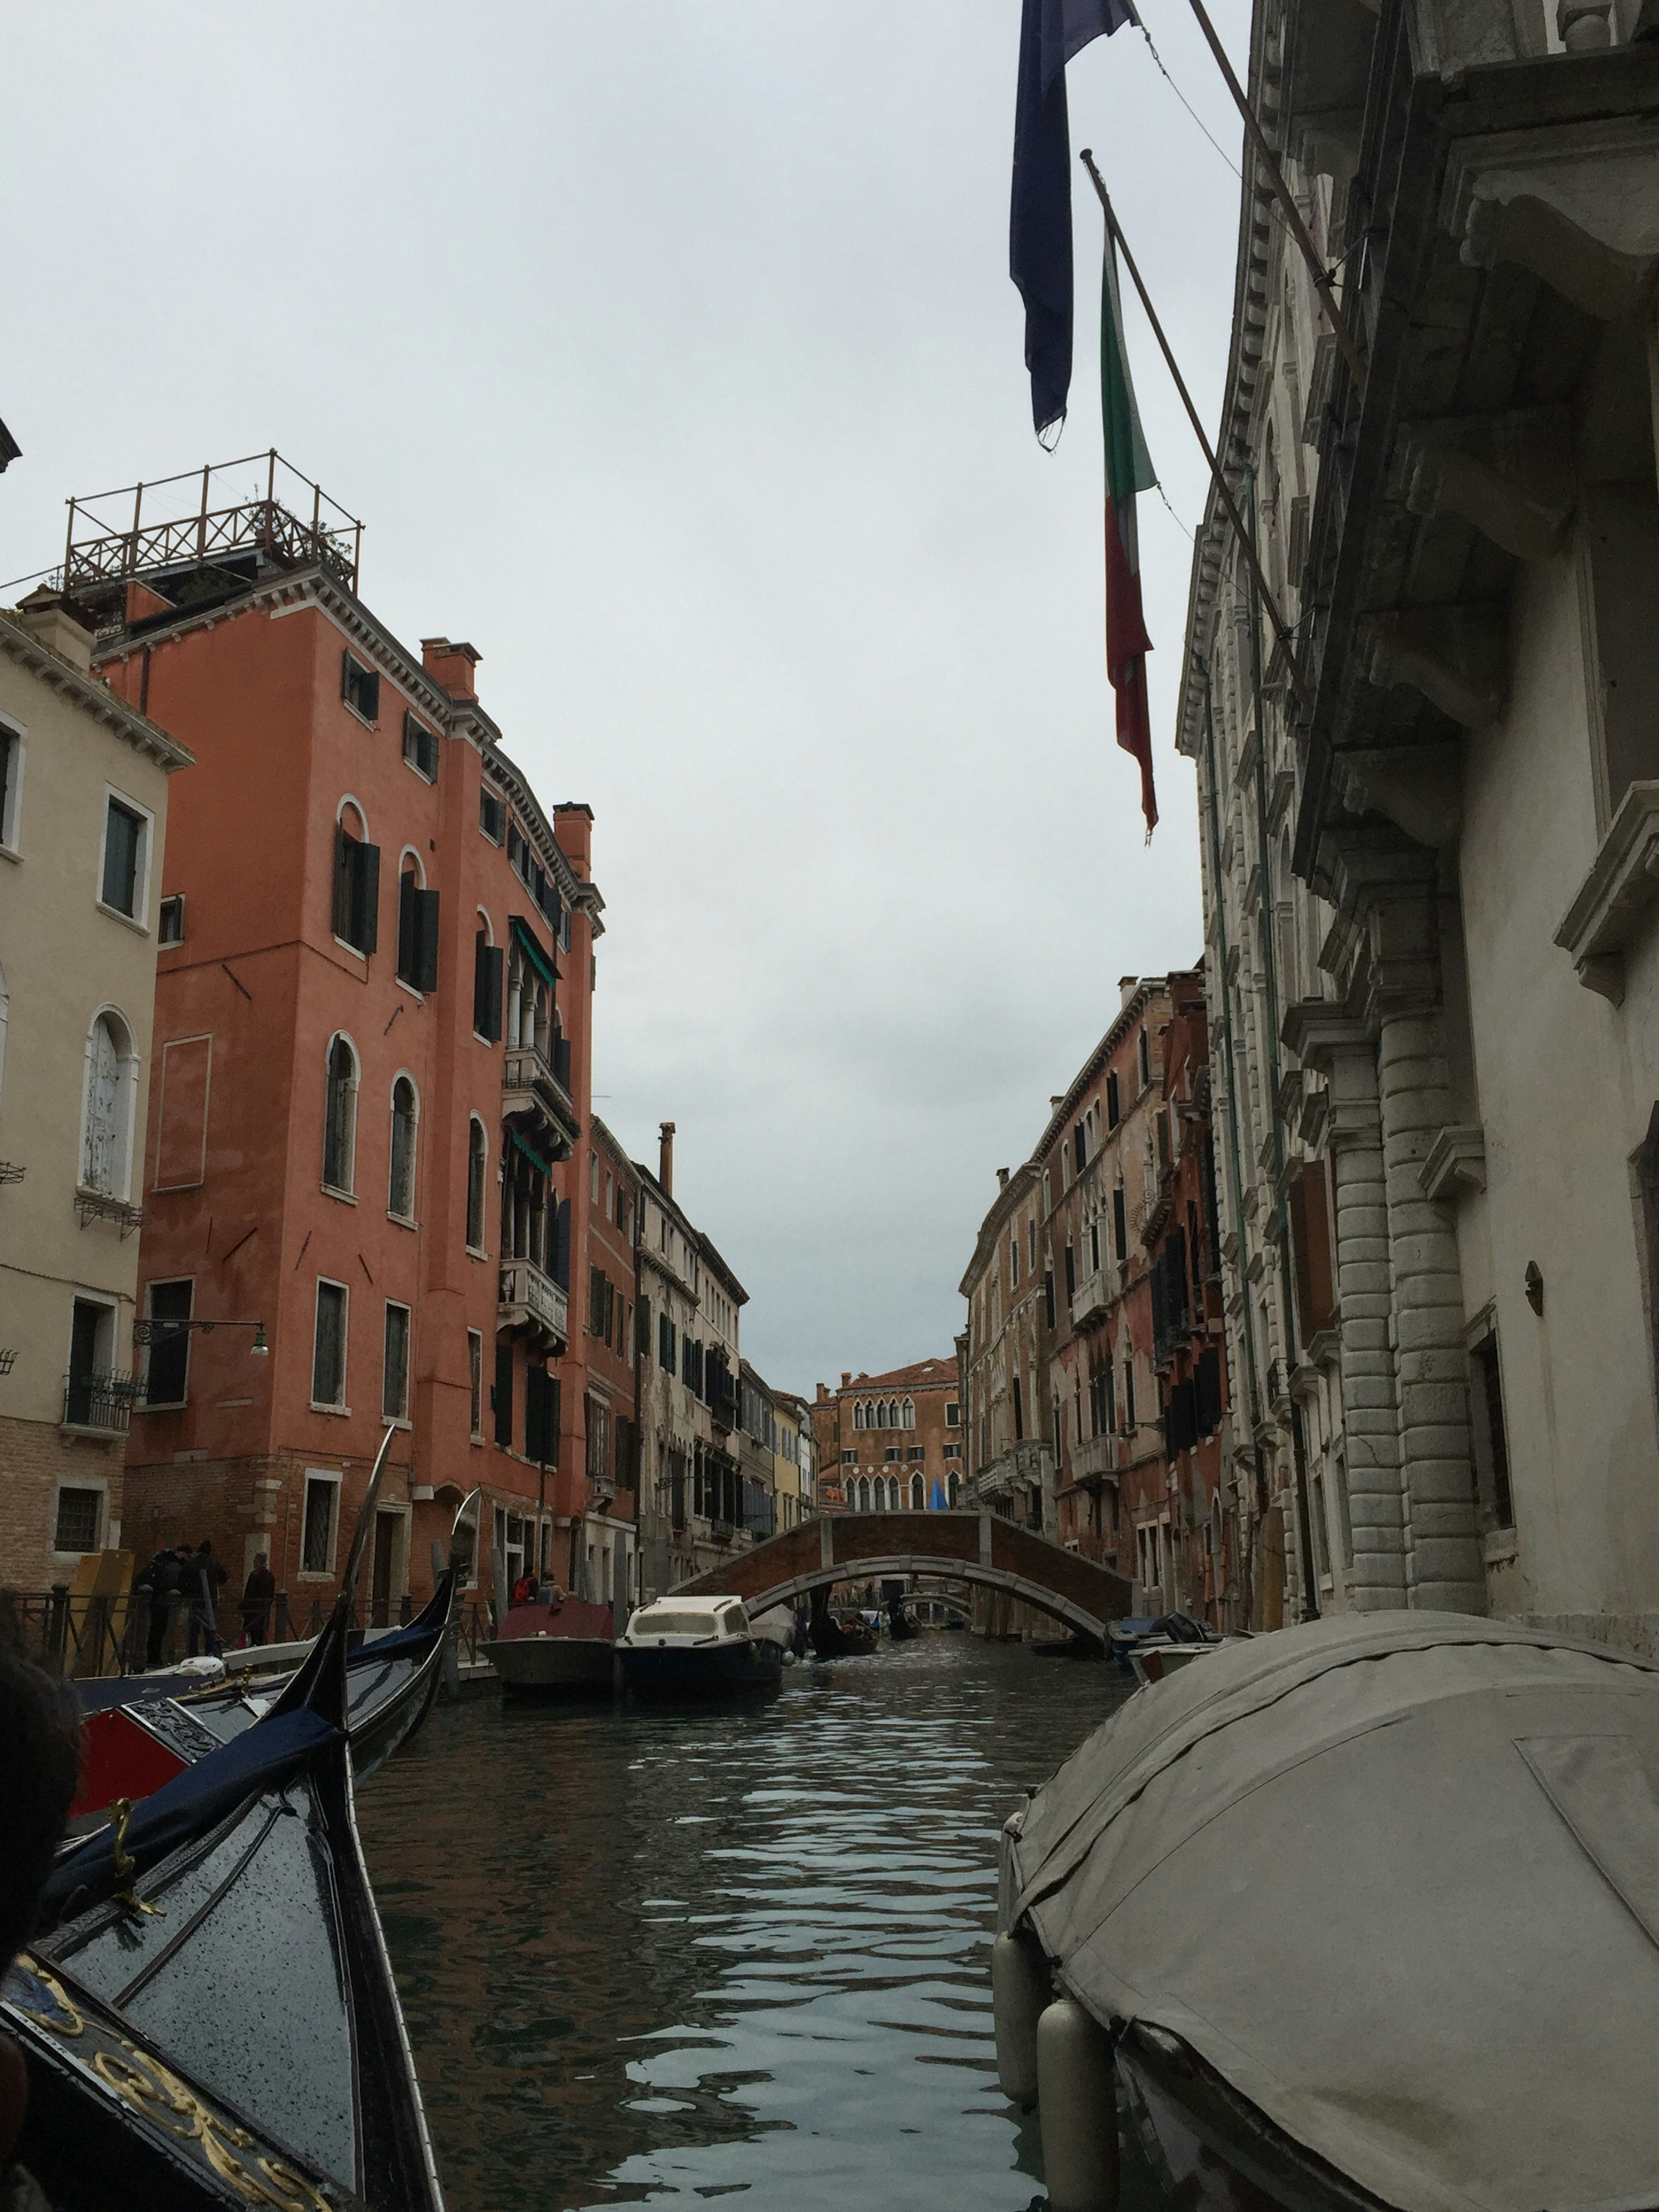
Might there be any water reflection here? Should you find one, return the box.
[359,1635,1137,2212]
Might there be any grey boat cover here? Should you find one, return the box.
[1002,1611,1659,2212]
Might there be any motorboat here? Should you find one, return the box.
[1107,1610,1222,1681]
[617,1595,784,1696]
[12,1584,443,2211]
[482,1594,615,1693]
[993,1610,1659,2212]
[70,1437,478,1825]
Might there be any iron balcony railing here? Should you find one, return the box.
[62,1370,139,1433]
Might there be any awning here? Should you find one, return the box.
[511,915,558,991]
[508,1126,551,1178]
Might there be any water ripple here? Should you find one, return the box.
[359,1636,1137,2211]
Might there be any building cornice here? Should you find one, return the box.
[0,612,194,772]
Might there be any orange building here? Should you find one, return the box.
[74,456,611,1624]
[810,1358,962,1513]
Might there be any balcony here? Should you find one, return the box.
[499,1259,569,1352]
[502,1039,579,1156]
[1069,1265,1111,1331]
[1070,1432,1118,1484]
[63,1371,138,1436]
[975,1439,1053,1502]
[710,1382,739,1433]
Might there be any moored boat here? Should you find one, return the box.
[70,1441,478,1826]
[12,1585,444,2211]
[482,1595,615,1692]
[617,1595,784,1697]
[806,1586,878,1658]
[993,1611,1659,2212]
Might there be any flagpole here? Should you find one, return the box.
[1179,0,1368,392]
[1080,150,1312,715]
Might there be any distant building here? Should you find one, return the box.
[632,1123,748,1599]
[583,1117,639,1611]
[811,1358,961,1513]
[78,456,605,1622]
[737,1361,780,1543]
[959,1160,1050,1536]
[771,1389,815,1532]
[0,594,192,1586]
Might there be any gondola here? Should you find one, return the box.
[72,1445,479,1827]
[994,1611,1659,2212]
[806,1586,877,1659]
[884,1593,919,1642]
[8,1563,445,2210]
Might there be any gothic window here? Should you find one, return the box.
[902,1398,915,1430]
[323,1034,359,1194]
[909,1473,925,1510]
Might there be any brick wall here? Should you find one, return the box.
[0,1414,125,1589]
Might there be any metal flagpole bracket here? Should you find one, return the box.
[1079,151,1312,717]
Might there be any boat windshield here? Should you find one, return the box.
[633,1610,721,1638]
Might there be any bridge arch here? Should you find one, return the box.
[669,1511,1132,1639]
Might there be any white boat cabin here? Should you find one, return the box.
[622,1596,753,1648]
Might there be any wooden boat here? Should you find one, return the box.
[617,1595,784,1696]
[481,1595,615,1692]
[806,1586,878,1659]
[9,1580,444,2212]
[72,1440,479,1825]
[994,1611,1659,2212]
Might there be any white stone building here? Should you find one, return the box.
[1185,0,1659,1647]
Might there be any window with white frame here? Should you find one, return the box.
[383,1300,411,1420]
[99,791,151,923]
[301,1471,340,1574]
[81,1008,137,1197]
[158,893,185,947]
[0,718,24,852]
[312,1280,348,1407]
[323,1035,359,1194]
[388,1076,417,1219]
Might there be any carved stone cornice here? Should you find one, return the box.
[1420,1123,1487,1202]
[1554,779,1659,1005]
[1442,114,1659,321]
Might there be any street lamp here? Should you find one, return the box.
[133,1317,269,1355]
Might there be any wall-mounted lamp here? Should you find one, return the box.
[1524,1263,1544,1318]
[133,1317,270,1357]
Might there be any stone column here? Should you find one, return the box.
[1339,838,1486,1614]
[1291,1008,1408,1607]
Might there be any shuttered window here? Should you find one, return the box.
[493,1341,514,1448]
[333,826,380,953]
[341,652,379,721]
[312,1281,347,1406]
[473,932,504,1039]
[402,711,439,781]
[382,1302,410,1420]
[397,864,439,992]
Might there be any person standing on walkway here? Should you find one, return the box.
[138,1545,186,1670]
[239,1553,276,1646]
[186,1540,226,1658]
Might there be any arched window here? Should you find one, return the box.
[855,1476,870,1512]
[81,1010,137,1198]
[902,1398,915,1430]
[323,1034,359,1193]
[853,1401,864,1430]
[466,1116,488,1250]
[909,1473,924,1511]
[388,1076,418,1219]
[872,1478,886,1513]
[887,1476,902,1512]
[948,1472,960,1508]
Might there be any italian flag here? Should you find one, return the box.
[1101,238,1157,836]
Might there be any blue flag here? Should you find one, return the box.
[929,1477,949,1511]
[1011,0,1140,442]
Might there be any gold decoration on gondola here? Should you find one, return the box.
[6,1955,84,2037]
[108,1796,163,1917]
[92,2041,333,2210]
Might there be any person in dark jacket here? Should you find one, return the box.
[186,1540,227,1659]
[138,1545,186,1670]
[239,1554,276,1646]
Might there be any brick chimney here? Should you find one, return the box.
[420,636,480,700]
[841,1372,852,1388]
[13,587,93,674]
[659,1121,676,1196]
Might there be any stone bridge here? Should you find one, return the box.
[671,1512,1133,1640]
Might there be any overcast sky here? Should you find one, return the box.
[3,3,1248,1398]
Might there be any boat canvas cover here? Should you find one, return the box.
[1004,1612,1659,2212]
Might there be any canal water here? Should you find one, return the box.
[358,1634,1154,2212]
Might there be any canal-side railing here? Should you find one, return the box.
[1,1582,429,1679]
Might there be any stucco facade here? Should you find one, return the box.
[0,597,191,1586]
[811,1357,961,1515]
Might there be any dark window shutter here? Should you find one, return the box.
[1064,1244,1076,1298]
[333,828,351,940]
[397,872,418,981]
[354,841,380,954]
[1106,1071,1120,1127]
[484,944,504,1038]
[1195,1344,1224,1435]
[493,1341,514,1448]
[1113,1186,1128,1262]
[474,932,490,1035]
[415,888,440,992]
[1074,1125,1086,1173]
[1043,1269,1055,1329]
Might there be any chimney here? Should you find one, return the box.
[840,1371,852,1388]
[659,1120,676,1196]
[12,587,93,675]
[420,636,480,700]
[996,1167,1009,1189]
[1119,975,1140,1008]
[1049,1095,1063,1110]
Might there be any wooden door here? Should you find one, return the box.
[371,1510,397,1629]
